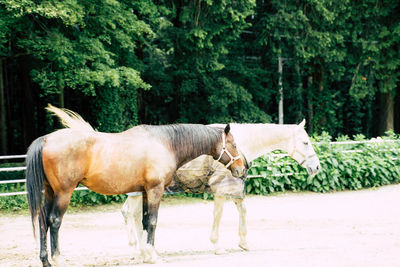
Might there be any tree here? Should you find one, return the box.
[140,0,270,124]
[1,0,153,136]
[347,0,400,135]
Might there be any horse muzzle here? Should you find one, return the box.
[230,162,246,178]
[306,160,321,177]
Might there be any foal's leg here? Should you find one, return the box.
[142,185,164,263]
[232,198,249,251]
[210,195,226,254]
[49,190,73,265]
[121,195,144,255]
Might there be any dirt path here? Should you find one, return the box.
[1,184,400,267]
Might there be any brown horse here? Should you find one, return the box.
[26,105,245,266]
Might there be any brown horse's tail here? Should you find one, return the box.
[46,104,95,131]
[26,136,46,239]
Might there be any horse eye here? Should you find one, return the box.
[303,141,309,146]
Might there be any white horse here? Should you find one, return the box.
[121,120,321,257]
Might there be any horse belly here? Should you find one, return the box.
[84,146,176,195]
[83,163,146,195]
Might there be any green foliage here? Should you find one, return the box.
[139,0,265,124]
[0,191,127,211]
[69,190,126,207]
[0,164,28,211]
[246,153,308,194]
[0,195,28,211]
[1,0,155,133]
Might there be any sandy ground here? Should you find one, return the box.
[1,184,400,267]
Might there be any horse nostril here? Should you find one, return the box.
[316,165,320,170]
[236,168,243,177]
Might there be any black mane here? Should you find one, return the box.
[143,124,223,167]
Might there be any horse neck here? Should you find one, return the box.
[150,125,222,169]
[231,124,295,162]
[173,135,221,169]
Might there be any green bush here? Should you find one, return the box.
[0,188,127,212]
[0,161,28,211]
[246,131,400,194]
[69,190,127,207]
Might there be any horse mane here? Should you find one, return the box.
[46,104,95,131]
[143,124,222,166]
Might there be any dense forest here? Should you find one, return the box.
[0,0,399,155]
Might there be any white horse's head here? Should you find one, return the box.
[289,119,321,176]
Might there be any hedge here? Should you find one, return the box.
[1,131,400,210]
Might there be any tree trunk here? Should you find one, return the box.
[171,0,184,122]
[378,90,394,136]
[395,89,400,133]
[0,59,7,155]
[59,86,65,108]
[316,64,326,126]
[278,56,284,124]
[294,62,304,123]
[21,61,36,148]
[307,76,314,133]
[136,41,145,124]
[137,88,145,124]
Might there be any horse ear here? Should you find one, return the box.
[299,119,306,128]
[224,124,231,135]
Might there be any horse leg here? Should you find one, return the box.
[48,191,73,265]
[210,195,226,254]
[39,186,54,267]
[121,195,144,258]
[142,185,163,263]
[232,198,249,251]
[142,191,149,234]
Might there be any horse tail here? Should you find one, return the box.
[26,136,47,239]
[46,104,95,131]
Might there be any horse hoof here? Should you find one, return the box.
[238,242,249,251]
[214,248,227,255]
[52,254,66,266]
[141,245,159,264]
[128,240,137,247]
[143,256,160,264]
[130,252,144,263]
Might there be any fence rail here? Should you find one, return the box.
[0,155,26,160]
[0,167,26,172]
[1,139,399,197]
